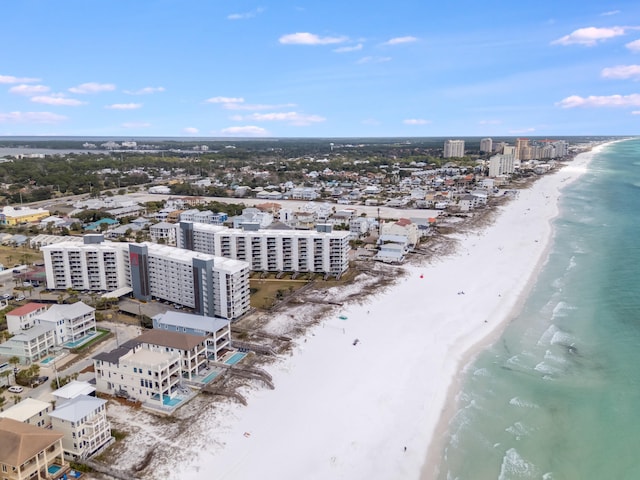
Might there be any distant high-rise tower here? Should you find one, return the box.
[480,138,493,153]
[443,139,465,158]
[516,138,530,160]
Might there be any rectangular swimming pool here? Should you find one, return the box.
[225,352,246,365]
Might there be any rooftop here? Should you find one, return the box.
[49,395,106,422]
[0,418,63,467]
[6,302,48,317]
[153,311,230,334]
[0,398,51,422]
[137,329,207,351]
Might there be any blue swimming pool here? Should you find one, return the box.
[64,332,97,348]
[225,352,246,365]
[203,370,220,383]
[48,464,62,474]
[41,356,54,365]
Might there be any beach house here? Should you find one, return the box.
[0,398,53,429]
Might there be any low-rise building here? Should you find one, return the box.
[93,343,182,407]
[52,380,96,404]
[34,302,96,346]
[0,325,56,365]
[0,398,53,429]
[0,206,50,226]
[152,311,231,362]
[49,395,112,460]
[149,221,177,245]
[0,418,67,480]
[6,303,49,335]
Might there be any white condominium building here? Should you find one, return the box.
[42,234,129,292]
[177,222,350,276]
[480,137,493,153]
[444,139,465,158]
[42,235,250,320]
[488,154,516,177]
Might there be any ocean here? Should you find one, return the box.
[437,139,640,480]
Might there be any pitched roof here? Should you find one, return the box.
[6,302,48,317]
[35,301,93,322]
[137,329,206,351]
[0,418,63,467]
[49,395,106,422]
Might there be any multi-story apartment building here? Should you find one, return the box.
[488,153,516,177]
[93,343,182,407]
[0,418,67,480]
[443,139,465,158]
[149,221,177,245]
[179,209,228,225]
[480,137,493,153]
[177,222,350,277]
[48,395,112,460]
[42,235,250,320]
[42,234,129,292]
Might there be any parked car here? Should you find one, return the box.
[8,386,23,393]
[16,295,25,301]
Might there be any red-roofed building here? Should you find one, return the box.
[6,303,49,334]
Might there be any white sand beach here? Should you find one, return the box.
[141,148,601,480]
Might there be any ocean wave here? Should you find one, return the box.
[505,421,533,439]
[551,301,575,320]
[473,367,491,377]
[538,324,559,346]
[534,361,562,376]
[498,448,538,480]
[509,396,540,409]
[550,329,576,347]
[544,349,567,365]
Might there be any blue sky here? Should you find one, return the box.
[2,0,640,137]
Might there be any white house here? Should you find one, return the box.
[0,324,56,364]
[0,397,52,428]
[53,380,97,403]
[49,395,112,460]
[150,221,177,245]
[35,302,96,346]
[6,303,49,334]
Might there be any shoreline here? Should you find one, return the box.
[420,142,611,479]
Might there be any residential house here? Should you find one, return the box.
[0,398,53,429]
[0,418,67,480]
[136,329,208,381]
[34,302,96,346]
[149,222,177,245]
[52,380,96,404]
[49,395,112,460]
[93,342,182,407]
[0,325,56,364]
[152,311,231,362]
[6,303,49,335]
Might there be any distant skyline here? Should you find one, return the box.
[2,1,640,137]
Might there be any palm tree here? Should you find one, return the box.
[0,370,11,387]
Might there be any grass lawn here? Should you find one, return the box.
[250,279,309,310]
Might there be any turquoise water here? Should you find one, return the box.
[64,331,97,348]
[226,352,246,365]
[48,464,62,474]
[203,370,220,383]
[40,356,54,365]
[164,395,181,406]
[437,139,640,479]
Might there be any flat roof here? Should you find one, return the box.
[52,380,96,400]
[137,329,206,351]
[0,398,51,422]
[153,311,229,333]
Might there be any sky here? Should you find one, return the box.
[2,0,640,138]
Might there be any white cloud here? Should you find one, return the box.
[206,96,245,104]
[556,93,640,108]
[0,111,67,123]
[0,75,40,84]
[601,10,621,16]
[227,7,265,20]
[357,56,392,64]
[601,65,640,80]
[105,103,142,110]
[183,127,200,134]
[632,110,640,114]
[237,111,325,126]
[9,84,50,96]
[509,127,536,134]
[279,32,347,45]
[627,39,640,52]
[123,86,165,95]
[220,125,269,136]
[122,122,151,128]
[403,118,430,125]
[551,26,627,46]
[479,119,502,125]
[31,95,86,106]
[383,36,418,46]
[223,102,296,111]
[69,82,116,94]
[333,43,363,53]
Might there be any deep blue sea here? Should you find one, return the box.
[437,139,640,480]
